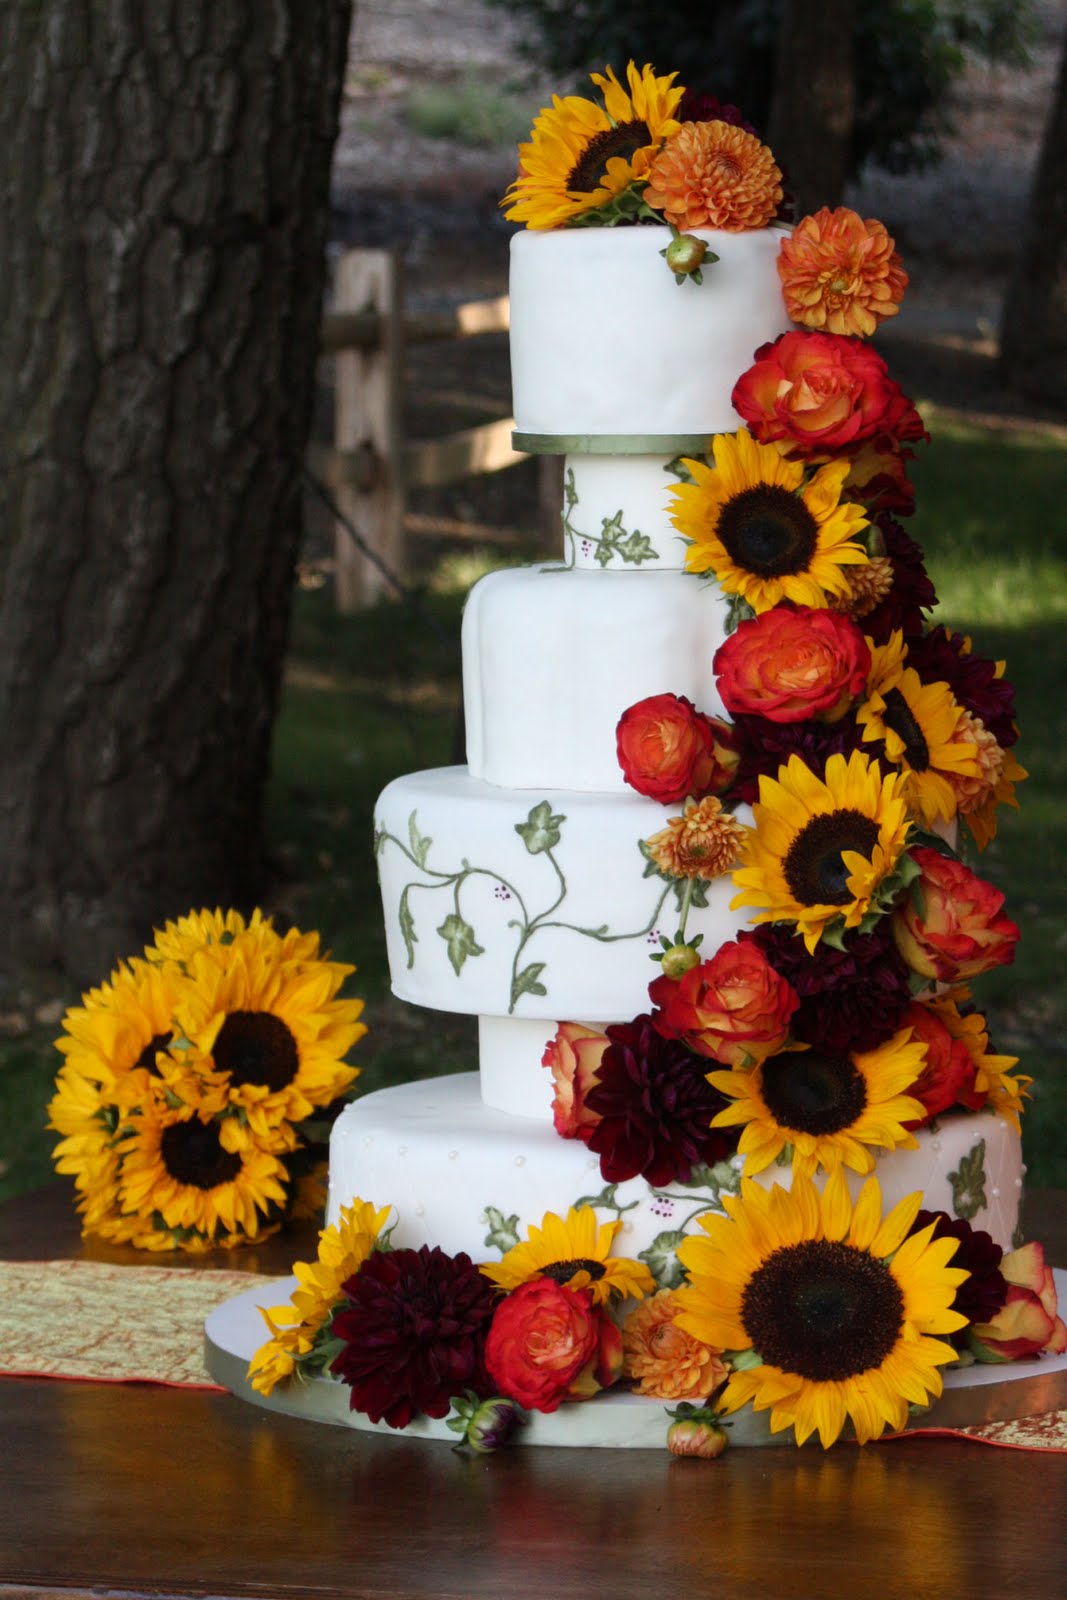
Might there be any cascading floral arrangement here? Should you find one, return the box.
[49,908,365,1252]
[246,64,1063,1455]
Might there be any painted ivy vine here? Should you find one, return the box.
[560,467,659,569]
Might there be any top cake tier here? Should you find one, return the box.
[509,226,792,449]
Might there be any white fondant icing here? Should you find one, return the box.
[375,767,753,1019]
[561,456,691,571]
[509,226,792,438]
[462,564,729,791]
[327,1075,1024,1259]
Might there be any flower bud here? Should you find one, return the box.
[667,1417,729,1458]
[463,1397,526,1453]
[664,233,708,277]
[661,943,702,980]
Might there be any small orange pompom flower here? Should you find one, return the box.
[644,120,783,232]
[623,1290,728,1400]
[778,207,908,337]
[645,795,747,881]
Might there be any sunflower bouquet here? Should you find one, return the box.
[49,909,365,1252]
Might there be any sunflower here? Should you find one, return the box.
[116,1078,290,1244]
[145,906,274,967]
[480,1207,655,1305]
[731,749,912,953]
[669,431,870,613]
[674,1170,969,1447]
[856,632,981,827]
[248,1197,393,1395]
[709,1026,928,1178]
[502,62,684,229]
[54,956,186,1090]
[173,926,365,1136]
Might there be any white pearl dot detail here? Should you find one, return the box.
[397,1145,407,1157]
[514,1155,526,1167]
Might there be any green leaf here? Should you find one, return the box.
[615,528,659,564]
[511,962,548,1008]
[949,1138,988,1221]
[436,912,484,976]
[515,800,565,855]
[398,887,417,968]
[482,1206,521,1253]
[408,810,432,869]
[638,1228,689,1290]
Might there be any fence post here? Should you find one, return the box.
[333,249,404,610]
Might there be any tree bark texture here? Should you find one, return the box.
[767,0,856,216]
[1000,28,1067,408]
[0,0,353,982]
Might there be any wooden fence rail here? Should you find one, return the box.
[315,247,529,610]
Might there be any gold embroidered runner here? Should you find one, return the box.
[0,1258,274,1389]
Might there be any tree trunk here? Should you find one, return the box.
[1000,28,1067,407]
[767,0,857,216]
[0,1,353,983]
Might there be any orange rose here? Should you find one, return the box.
[732,331,927,458]
[485,1279,618,1413]
[899,1001,977,1126]
[650,939,798,1066]
[541,1022,610,1139]
[616,693,735,803]
[892,847,1020,982]
[713,605,870,724]
[969,1242,1067,1361]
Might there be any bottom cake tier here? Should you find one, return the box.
[327,1073,1025,1269]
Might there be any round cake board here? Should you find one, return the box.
[204,1270,1067,1450]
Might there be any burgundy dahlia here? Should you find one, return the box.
[678,89,757,134]
[730,711,868,807]
[905,625,1018,748]
[330,1246,496,1428]
[859,513,938,643]
[912,1210,1008,1331]
[581,1014,736,1186]
[740,921,912,1053]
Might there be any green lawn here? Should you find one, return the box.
[2,412,1065,1201]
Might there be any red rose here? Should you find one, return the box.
[969,1242,1067,1361]
[713,606,870,724]
[485,1279,613,1413]
[650,939,798,1066]
[616,694,735,803]
[731,330,927,458]
[899,1001,977,1127]
[541,1022,610,1139]
[892,847,1020,983]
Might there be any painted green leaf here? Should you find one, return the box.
[639,1228,689,1290]
[398,887,417,968]
[436,911,484,976]
[949,1139,988,1221]
[615,528,658,564]
[483,1206,521,1253]
[515,800,565,855]
[511,962,548,1008]
[408,810,432,869]
[572,1181,639,1216]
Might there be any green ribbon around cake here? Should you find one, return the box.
[512,431,711,457]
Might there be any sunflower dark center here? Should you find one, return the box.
[882,687,930,771]
[212,1010,299,1091]
[760,1051,868,1135]
[567,120,651,192]
[716,485,820,576]
[539,1258,607,1284]
[742,1239,904,1380]
[783,809,881,906]
[134,1031,173,1074]
[160,1119,242,1190]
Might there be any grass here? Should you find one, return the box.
[405,76,538,148]
[2,414,1065,1202]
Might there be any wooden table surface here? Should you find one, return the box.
[3,1182,1067,1600]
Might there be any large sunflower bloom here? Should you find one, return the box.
[249,1198,393,1395]
[675,1170,969,1447]
[480,1206,655,1305]
[710,1026,928,1178]
[856,632,980,827]
[731,749,912,953]
[670,430,870,613]
[145,906,280,967]
[173,927,365,1137]
[502,62,683,229]
[117,1079,290,1244]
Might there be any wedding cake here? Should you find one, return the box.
[310,64,1056,1449]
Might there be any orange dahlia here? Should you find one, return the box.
[644,120,782,232]
[622,1290,727,1401]
[644,795,747,880]
[778,207,908,337]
